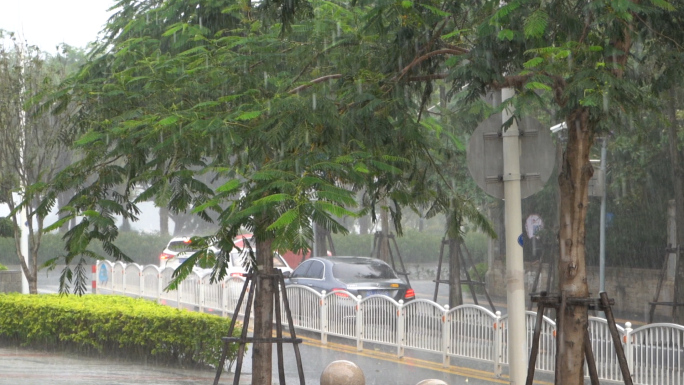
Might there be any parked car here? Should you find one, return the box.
[285,256,415,302]
[159,235,293,277]
[159,236,206,270]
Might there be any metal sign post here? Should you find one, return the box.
[501,88,527,385]
[467,89,556,385]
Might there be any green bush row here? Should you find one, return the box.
[0,232,171,267]
[0,294,241,368]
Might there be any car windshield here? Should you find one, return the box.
[168,241,198,253]
[332,260,398,281]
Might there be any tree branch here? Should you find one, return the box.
[288,74,342,94]
[395,48,468,81]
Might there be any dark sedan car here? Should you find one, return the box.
[285,256,415,302]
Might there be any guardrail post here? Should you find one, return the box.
[177,280,182,309]
[356,295,363,352]
[139,269,144,298]
[397,300,405,358]
[121,265,127,294]
[494,311,502,377]
[198,278,205,313]
[320,291,328,344]
[221,281,228,318]
[92,265,97,294]
[624,322,633,378]
[442,304,450,367]
[157,272,162,304]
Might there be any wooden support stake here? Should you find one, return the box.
[433,239,447,302]
[584,328,600,385]
[554,291,566,385]
[525,302,545,385]
[214,275,253,385]
[277,270,306,385]
[600,292,633,385]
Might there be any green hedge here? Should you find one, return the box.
[0,294,241,368]
[0,232,171,267]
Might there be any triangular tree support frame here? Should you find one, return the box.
[527,291,633,385]
[433,238,496,312]
[648,246,683,323]
[370,231,411,286]
[213,270,306,385]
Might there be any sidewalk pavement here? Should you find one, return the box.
[0,346,251,385]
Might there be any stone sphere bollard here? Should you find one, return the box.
[320,360,365,385]
[415,380,448,385]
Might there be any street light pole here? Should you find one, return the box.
[501,88,527,385]
[599,137,608,293]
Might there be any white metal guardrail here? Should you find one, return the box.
[94,260,684,384]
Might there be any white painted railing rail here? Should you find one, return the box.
[94,260,684,384]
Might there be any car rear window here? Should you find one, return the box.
[167,241,198,253]
[332,260,398,281]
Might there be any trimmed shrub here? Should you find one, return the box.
[0,294,241,368]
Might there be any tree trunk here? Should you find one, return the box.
[314,222,328,257]
[557,108,594,384]
[159,206,169,237]
[358,215,370,235]
[252,232,274,385]
[668,89,684,323]
[378,204,390,263]
[448,238,463,307]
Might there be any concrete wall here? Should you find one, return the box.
[0,270,21,293]
[406,261,672,320]
[485,260,671,319]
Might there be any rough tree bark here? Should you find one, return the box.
[314,222,329,257]
[448,238,463,308]
[378,204,391,264]
[159,206,169,237]
[557,108,595,383]
[252,232,275,385]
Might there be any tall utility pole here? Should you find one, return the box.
[599,137,608,293]
[502,88,527,385]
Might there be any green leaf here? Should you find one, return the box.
[216,179,241,193]
[267,209,299,230]
[401,1,413,8]
[523,9,548,39]
[252,193,291,206]
[419,4,450,16]
[159,116,179,126]
[650,0,675,10]
[523,57,544,69]
[236,111,262,121]
[497,29,515,41]
[524,82,552,91]
[75,131,103,146]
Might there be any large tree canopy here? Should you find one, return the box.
[36,0,683,383]
[41,0,492,382]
